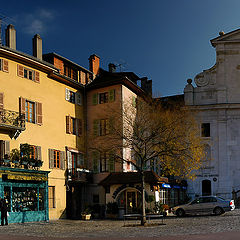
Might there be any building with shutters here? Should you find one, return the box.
[0,24,167,222]
[0,25,88,222]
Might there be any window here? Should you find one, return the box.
[48,186,55,208]
[17,65,39,83]
[54,150,60,168]
[49,149,65,169]
[92,89,115,105]
[29,145,37,159]
[0,59,9,72]
[64,65,78,81]
[65,88,81,105]
[20,97,42,125]
[25,100,35,123]
[92,151,115,173]
[66,116,82,136]
[0,140,10,160]
[99,92,108,104]
[71,152,84,168]
[93,119,110,136]
[201,123,210,137]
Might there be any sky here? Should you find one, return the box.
[1,0,240,96]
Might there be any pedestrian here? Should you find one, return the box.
[0,197,8,226]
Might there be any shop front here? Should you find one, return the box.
[0,167,49,223]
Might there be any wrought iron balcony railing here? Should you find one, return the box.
[0,109,25,130]
[67,168,90,182]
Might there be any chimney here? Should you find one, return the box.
[141,77,152,97]
[108,63,116,73]
[5,24,16,49]
[89,54,100,77]
[32,34,42,60]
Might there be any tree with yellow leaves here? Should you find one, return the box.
[90,96,205,225]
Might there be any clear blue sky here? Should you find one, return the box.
[1,0,240,96]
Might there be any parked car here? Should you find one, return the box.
[172,196,235,217]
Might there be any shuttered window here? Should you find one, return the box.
[0,59,9,73]
[19,98,42,125]
[0,141,10,159]
[17,64,40,83]
[49,149,65,170]
[93,119,111,136]
[0,93,3,111]
[48,186,55,208]
[66,116,82,136]
[92,89,115,105]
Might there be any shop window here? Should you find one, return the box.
[39,188,45,211]
[11,187,38,212]
[48,186,55,208]
[201,123,210,137]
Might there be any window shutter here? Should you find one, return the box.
[65,88,70,101]
[17,65,24,77]
[19,97,26,119]
[35,71,40,83]
[106,119,110,135]
[76,119,82,136]
[49,149,54,169]
[132,96,136,107]
[0,59,2,70]
[93,119,100,136]
[109,89,115,102]
[0,92,3,111]
[36,146,42,160]
[66,116,72,134]
[109,151,115,172]
[80,71,86,84]
[2,60,9,72]
[60,151,65,170]
[92,93,98,105]
[36,102,43,125]
[92,151,100,173]
[75,92,82,105]
[67,150,72,169]
[4,141,10,157]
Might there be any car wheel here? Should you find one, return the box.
[176,209,185,217]
[214,207,223,215]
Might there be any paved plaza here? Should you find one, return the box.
[0,209,240,239]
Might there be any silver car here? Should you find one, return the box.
[172,196,235,217]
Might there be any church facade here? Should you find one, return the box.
[184,29,240,201]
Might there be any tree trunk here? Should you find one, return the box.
[141,172,146,226]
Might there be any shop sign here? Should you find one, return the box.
[0,171,47,181]
[162,183,171,188]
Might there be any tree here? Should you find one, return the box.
[89,96,205,226]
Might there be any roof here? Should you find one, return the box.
[210,28,240,47]
[43,52,92,74]
[99,171,168,186]
[0,45,58,72]
[86,68,146,95]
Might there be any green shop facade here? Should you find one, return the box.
[0,167,49,223]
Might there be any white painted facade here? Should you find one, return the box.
[184,29,240,199]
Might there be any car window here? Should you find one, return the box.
[191,199,199,204]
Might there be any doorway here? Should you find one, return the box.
[202,180,211,196]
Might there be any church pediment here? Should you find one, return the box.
[211,28,240,47]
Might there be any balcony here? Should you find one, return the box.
[0,109,25,138]
[67,168,91,183]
